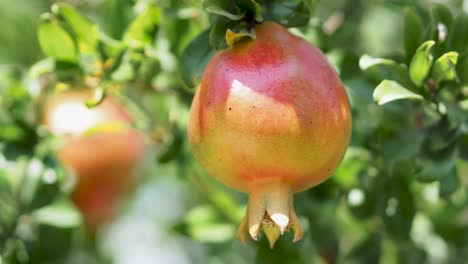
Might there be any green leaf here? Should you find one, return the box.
[185,204,220,224]
[85,87,106,108]
[52,3,99,53]
[24,157,66,211]
[158,125,183,163]
[439,167,460,199]
[432,51,459,82]
[188,222,235,243]
[264,0,311,27]
[403,7,424,60]
[373,80,423,105]
[334,147,371,188]
[378,173,415,241]
[28,58,55,79]
[359,55,413,88]
[110,52,135,81]
[249,0,263,21]
[359,55,400,70]
[432,3,453,30]
[184,204,236,242]
[409,40,435,86]
[233,0,264,21]
[28,224,74,262]
[457,54,468,85]
[446,13,468,53]
[346,234,381,263]
[123,6,161,49]
[38,14,77,62]
[33,201,82,228]
[398,242,427,263]
[203,0,245,20]
[209,18,232,49]
[415,145,456,182]
[459,133,468,160]
[99,33,125,58]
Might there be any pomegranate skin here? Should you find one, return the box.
[188,22,352,193]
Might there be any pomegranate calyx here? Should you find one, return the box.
[237,181,303,248]
[225,28,255,46]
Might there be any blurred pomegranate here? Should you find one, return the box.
[44,91,146,231]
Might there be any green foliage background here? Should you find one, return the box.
[0,0,467,263]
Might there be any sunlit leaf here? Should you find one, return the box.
[359,55,399,70]
[188,223,235,243]
[85,87,106,108]
[110,52,135,81]
[334,147,371,188]
[38,14,77,62]
[373,80,423,105]
[360,55,413,88]
[52,3,99,53]
[33,201,82,228]
[409,40,435,86]
[123,5,161,49]
[432,51,459,82]
[28,58,55,79]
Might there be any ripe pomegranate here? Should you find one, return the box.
[44,91,146,231]
[188,22,351,247]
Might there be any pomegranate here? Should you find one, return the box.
[188,22,351,247]
[44,91,146,231]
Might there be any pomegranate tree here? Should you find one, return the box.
[188,22,351,247]
[44,91,146,231]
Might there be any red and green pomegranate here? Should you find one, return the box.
[188,22,351,247]
[44,91,146,231]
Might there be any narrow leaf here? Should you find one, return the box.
[373,80,423,105]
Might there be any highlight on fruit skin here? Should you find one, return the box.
[43,90,146,231]
[188,22,352,248]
